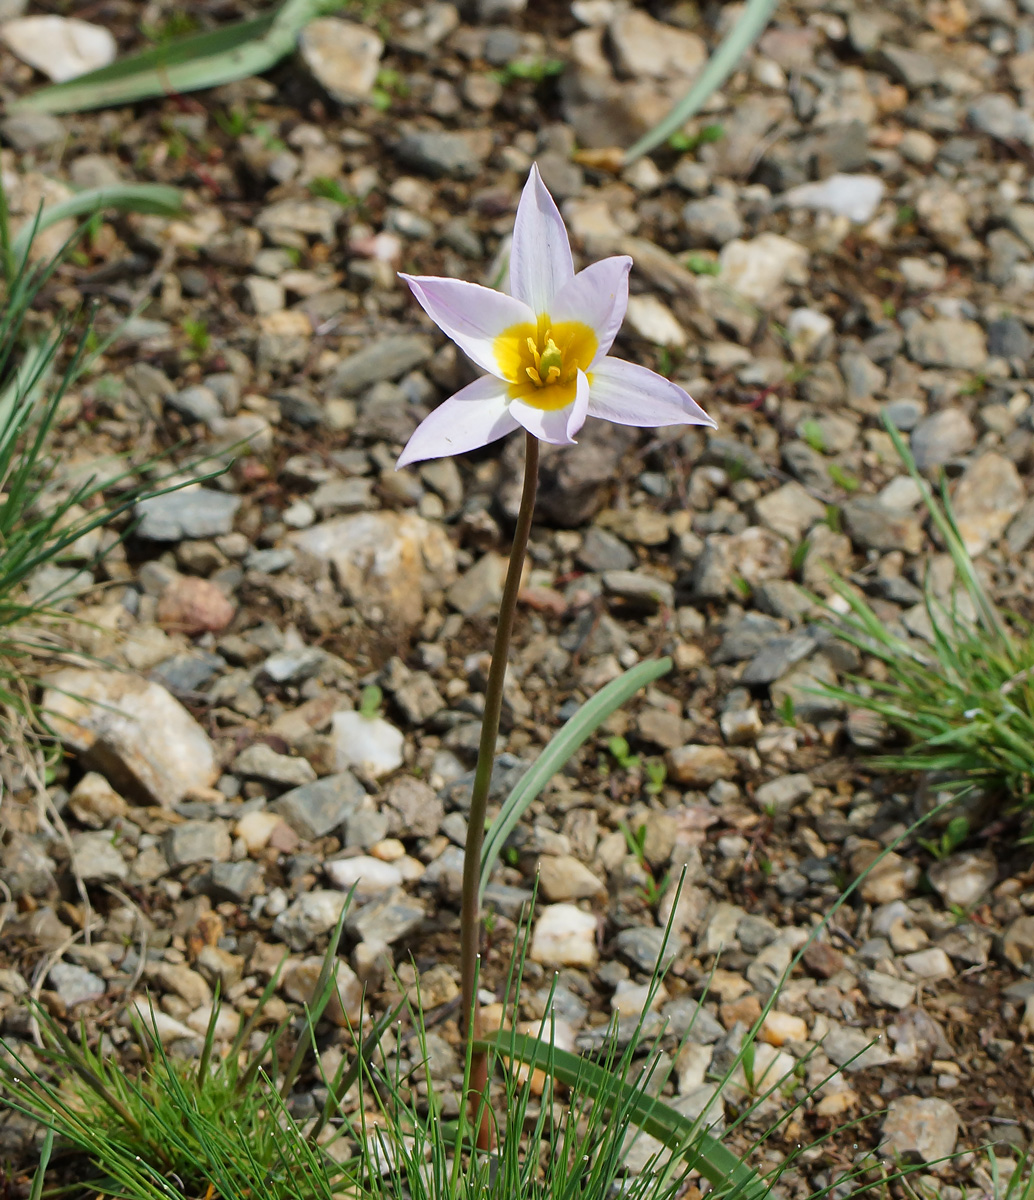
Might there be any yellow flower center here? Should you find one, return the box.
[493,316,597,411]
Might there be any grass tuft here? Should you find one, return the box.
[818,418,1034,819]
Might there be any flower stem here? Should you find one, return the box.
[459,431,540,1151]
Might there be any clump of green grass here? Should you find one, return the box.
[820,417,1034,815]
[0,177,217,760]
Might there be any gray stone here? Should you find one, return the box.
[859,969,916,1010]
[446,552,506,616]
[969,93,1030,142]
[681,196,744,247]
[754,773,813,814]
[1,111,66,149]
[71,831,128,884]
[577,526,636,572]
[842,498,923,554]
[329,335,433,395]
[662,998,724,1046]
[47,962,105,1008]
[135,489,240,541]
[614,926,683,973]
[927,850,996,909]
[233,743,317,790]
[880,1096,959,1163]
[394,128,490,178]
[882,398,926,432]
[951,452,1025,555]
[164,821,232,868]
[822,1022,894,1070]
[384,775,443,839]
[167,385,222,426]
[345,887,425,945]
[273,890,349,951]
[1007,499,1034,553]
[43,669,217,806]
[754,482,827,542]
[201,860,261,903]
[879,44,940,88]
[741,632,820,685]
[770,656,843,723]
[332,711,405,780]
[261,647,325,683]
[987,317,1033,361]
[1007,204,1034,253]
[290,510,456,634]
[910,408,976,471]
[905,318,987,370]
[0,834,55,898]
[602,569,675,612]
[150,652,224,694]
[271,772,365,840]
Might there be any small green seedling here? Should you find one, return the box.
[684,252,721,276]
[918,815,970,862]
[644,760,667,796]
[777,695,796,727]
[801,419,826,453]
[608,734,641,771]
[827,463,860,492]
[309,177,357,209]
[667,123,724,153]
[359,684,383,718]
[491,57,565,86]
[181,317,210,357]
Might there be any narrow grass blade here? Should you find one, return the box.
[477,1031,768,1199]
[623,0,777,163]
[11,0,345,114]
[479,656,672,903]
[9,185,181,265]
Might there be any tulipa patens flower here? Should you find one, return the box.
[396,163,716,468]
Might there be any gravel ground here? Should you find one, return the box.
[2,0,1034,1194]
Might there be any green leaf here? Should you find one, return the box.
[11,0,347,115]
[10,184,182,267]
[477,1031,769,1200]
[479,657,671,903]
[623,0,777,163]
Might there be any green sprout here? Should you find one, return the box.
[667,123,725,153]
[918,816,970,862]
[359,684,383,718]
[684,252,721,276]
[827,463,860,492]
[309,177,357,209]
[491,57,565,86]
[181,317,211,357]
[801,419,826,453]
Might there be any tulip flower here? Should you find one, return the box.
[397,163,715,468]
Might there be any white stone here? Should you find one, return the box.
[325,855,403,895]
[719,234,809,308]
[759,1010,809,1046]
[624,294,686,347]
[235,810,283,854]
[782,173,886,223]
[124,1001,195,1045]
[537,854,605,901]
[298,18,383,104]
[530,903,598,968]
[331,711,404,779]
[290,511,456,635]
[1,15,115,82]
[786,308,834,361]
[42,669,216,807]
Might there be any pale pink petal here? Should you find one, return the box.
[549,256,632,365]
[397,375,520,468]
[510,371,590,446]
[587,358,716,429]
[400,274,535,378]
[509,163,575,316]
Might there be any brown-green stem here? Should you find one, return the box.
[459,431,540,1151]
